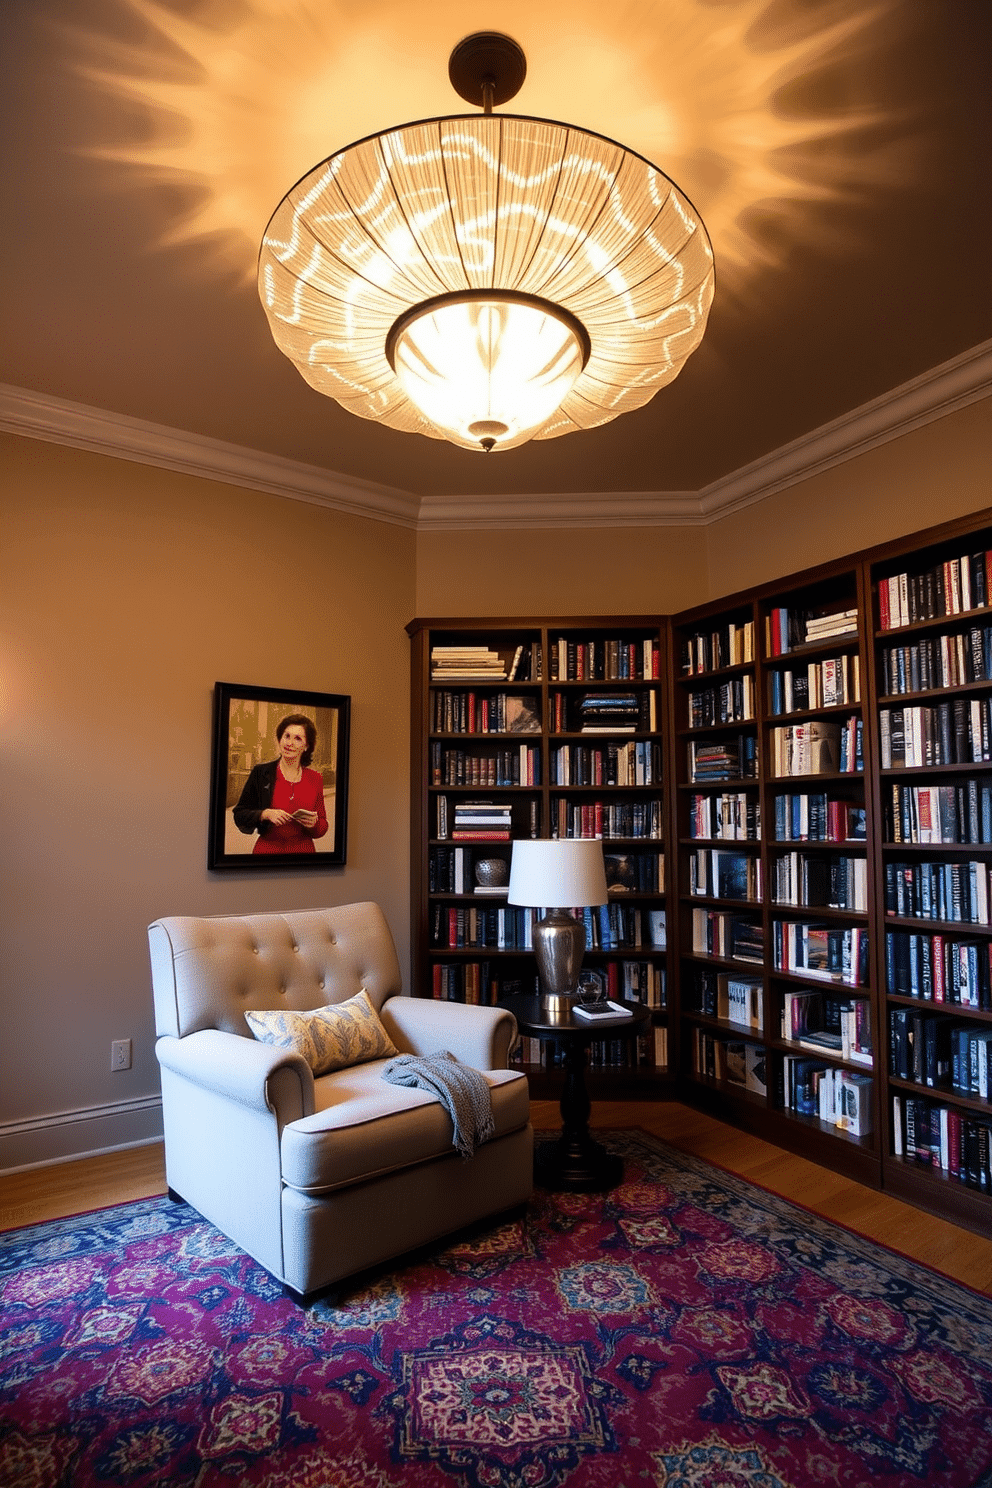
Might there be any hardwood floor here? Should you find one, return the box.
[2,1102,991,1296]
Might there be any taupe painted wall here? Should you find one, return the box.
[416,521,709,617]
[1,436,416,1166]
[705,398,992,600]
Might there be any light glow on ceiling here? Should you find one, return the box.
[72,0,895,289]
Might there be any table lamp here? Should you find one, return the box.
[507,839,609,1014]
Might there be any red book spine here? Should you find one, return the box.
[432,963,442,999]
[879,579,890,631]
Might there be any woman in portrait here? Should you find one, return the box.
[233,713,328,854]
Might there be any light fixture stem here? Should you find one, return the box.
[482,76,495,115]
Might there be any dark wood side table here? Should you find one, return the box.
[502,994,652,1192]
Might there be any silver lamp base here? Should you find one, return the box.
[533,909,586,1016]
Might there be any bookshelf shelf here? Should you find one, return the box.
[409,510,992,1231]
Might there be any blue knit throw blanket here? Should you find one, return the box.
[381,1051,495,1158]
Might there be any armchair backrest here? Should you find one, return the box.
[149,902,404,1039]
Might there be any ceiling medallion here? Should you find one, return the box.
[258,32,714,454]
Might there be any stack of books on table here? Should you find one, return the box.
[431,646,508,681]
[452,802,512,842]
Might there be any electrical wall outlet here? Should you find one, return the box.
[111,1038,132,1071]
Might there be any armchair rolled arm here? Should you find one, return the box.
[380,996,517,1070]
[155,1030,314,1124]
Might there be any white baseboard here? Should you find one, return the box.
[0,1096,164,1175]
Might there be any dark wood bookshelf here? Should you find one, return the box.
[409,508,992,1235]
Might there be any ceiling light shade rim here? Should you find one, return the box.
[258,112,715,448]
[384,290,592,373]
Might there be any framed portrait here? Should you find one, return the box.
[208,681,350,870]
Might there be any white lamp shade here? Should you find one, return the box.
[507,839,609,909]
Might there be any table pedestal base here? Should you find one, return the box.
[534,1035,624,1193]
[534,1135,623,1193]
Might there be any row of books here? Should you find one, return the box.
[548,636,660,682]
[550,798,664,841]
[688,735,758,782]
[885,858,991,926]
[687,791,761,841]
[688,848,762,903]
[781,990,873,1065]
[772,921,869,987]
[768,653,860,715]
[884,779,992,845]
[879,699,992,768]
[582,959,667,1008]
[692,1032,767,1094]
[772,792,866,843]
[579,904,667,952]
[431,745,540,788]
[771,717,863,777]
[892,1095,991,1193]
[691,909,764,964]
[430,961,508,1004]
[884,930,991,1008]
[766,606,858,656]
[689,969,763,1031]
[681,619,755,676]
[879,550,991,630]
[548,740,662,788]
[432,905,538,950]
[889,1008,992,1098]
[687,676,754,728]
[781,1059,873,1134]
[771,852,868,913]
[429,691,541,736]
[880,625,992,695]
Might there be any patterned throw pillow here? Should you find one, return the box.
[244,989,398,1075]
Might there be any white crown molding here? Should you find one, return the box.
[3,337,990,532]
[695,337,992,524]
[0,384,421,530]
[422,338,992,529]
[415,489,701,530]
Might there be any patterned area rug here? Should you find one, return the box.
[2,1129,992,1488]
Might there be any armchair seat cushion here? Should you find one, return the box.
[281,1061,528,1195]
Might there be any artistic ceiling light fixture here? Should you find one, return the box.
[258,32,715,454]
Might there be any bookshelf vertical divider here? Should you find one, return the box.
[409,509,992,1233]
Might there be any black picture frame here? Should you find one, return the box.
[208,681,350,870]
